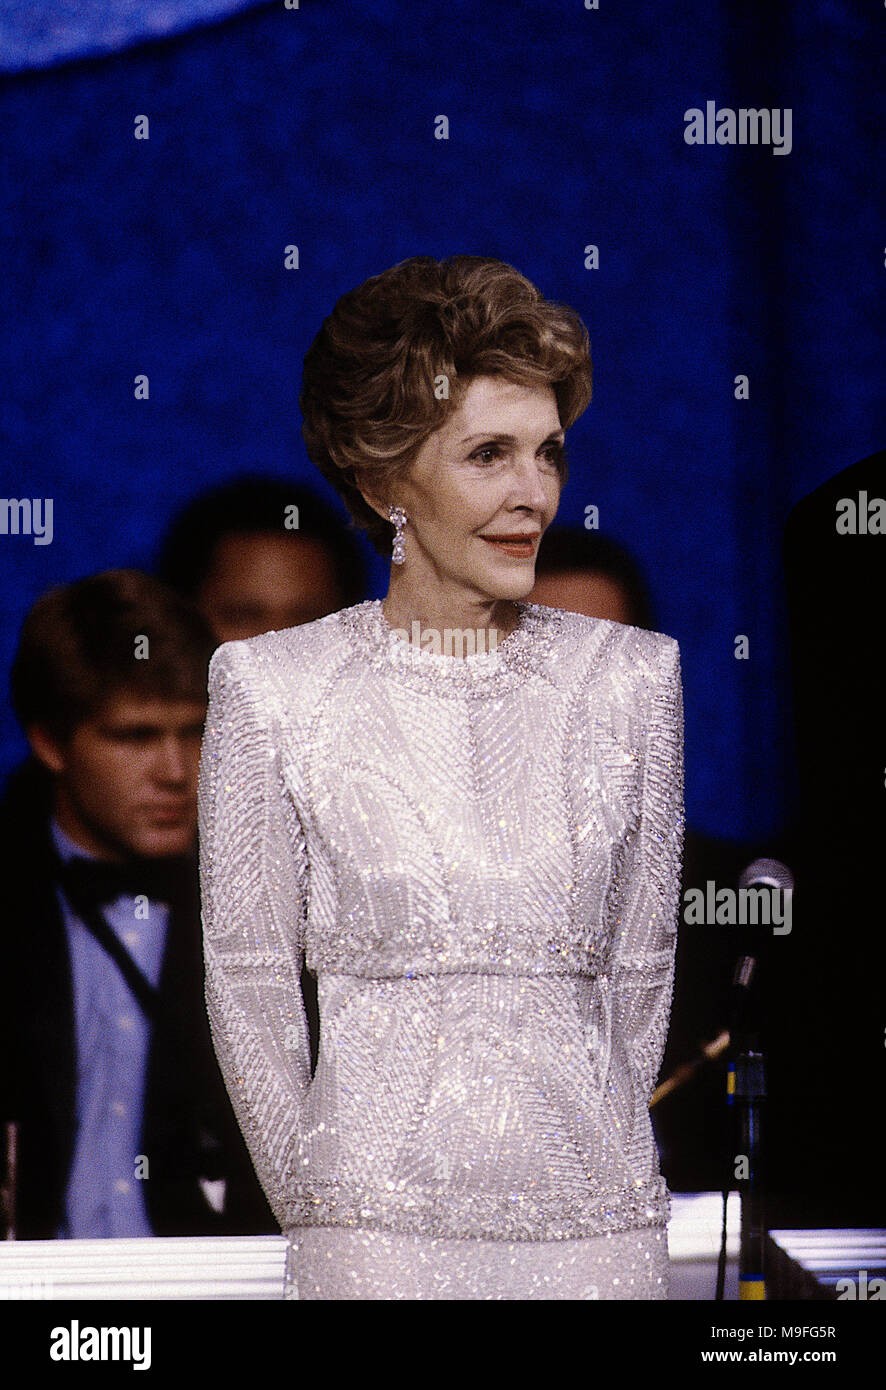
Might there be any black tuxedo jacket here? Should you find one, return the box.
[0,759,275,1239]
[773,446,886,1225]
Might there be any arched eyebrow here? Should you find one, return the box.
[458,429,566,445]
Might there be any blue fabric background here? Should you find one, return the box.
[1,1,882,841]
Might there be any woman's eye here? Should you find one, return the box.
[470,443,565,467]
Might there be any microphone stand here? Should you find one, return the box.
[2,1121,16,1240]
[727,955,767,1300]
[654,858,789,1297]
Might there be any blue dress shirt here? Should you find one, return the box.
[51,821,169,1238]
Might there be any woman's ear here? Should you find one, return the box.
[353,469,390,523]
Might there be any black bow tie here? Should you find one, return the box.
[56,853,193,907]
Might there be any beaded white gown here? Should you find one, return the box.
[198,599,684,1299]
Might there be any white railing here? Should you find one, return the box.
[0,1193,740,1300]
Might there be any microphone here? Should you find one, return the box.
[651,858,795,1108]
[729,858,794,1053]
[737,857,794,943]
[738,858,794,895]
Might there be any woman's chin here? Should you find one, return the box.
[462,563,536,601]
[488,573,538,602]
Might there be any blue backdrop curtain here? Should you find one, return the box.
[1,0,882,844]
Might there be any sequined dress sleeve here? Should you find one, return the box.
[594,633,684,1106]
[198,641,312,1231]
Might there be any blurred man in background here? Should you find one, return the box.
[155,475,366,644]
[530,526,655,628]
[0,570,273,1238]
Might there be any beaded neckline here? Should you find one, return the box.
[340,598,562,695]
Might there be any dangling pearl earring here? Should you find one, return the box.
[388,505,407,565]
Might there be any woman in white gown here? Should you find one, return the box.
[198,255,684,1300]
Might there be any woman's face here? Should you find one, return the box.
[371,374,565,604]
